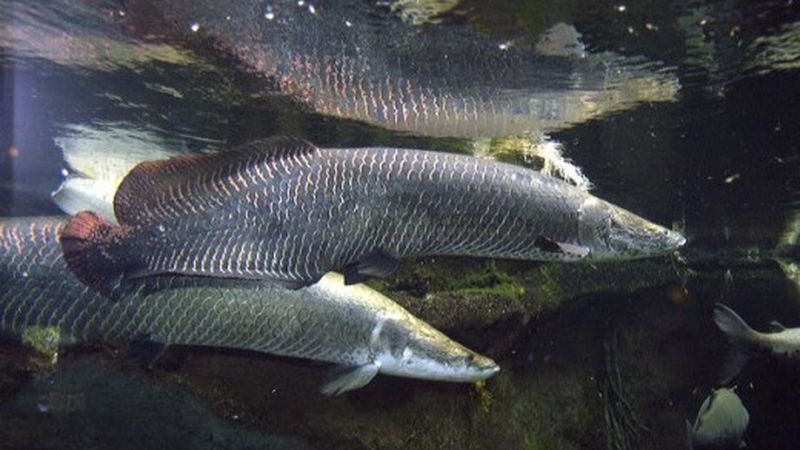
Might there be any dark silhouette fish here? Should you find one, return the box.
[60,137,685,294]
[1,217,498,394]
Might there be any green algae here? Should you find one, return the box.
[21,326,60,359]
[532,264,562,299]
[21,326,61,367]
[453,282,526,304]
[523,430,565,450]
[373,258,521,296]
[473,379,494,413]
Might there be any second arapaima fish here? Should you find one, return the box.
[61,137,685,293]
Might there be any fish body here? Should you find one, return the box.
[1,217,498,393]
[714,303,800,383]
[686,388,749,450]
[61,138,685,292]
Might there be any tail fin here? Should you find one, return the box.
[60,211,131,295]
[713,303,754,384]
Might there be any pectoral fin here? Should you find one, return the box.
[534,236,590,258]
[344,250,400,285]
[127,335,168,369]
[719,349,749,385]
[320,363,380,395]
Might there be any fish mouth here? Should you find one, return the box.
[617,223,687,259]
[665,229,687,249]
[471,355,501,380]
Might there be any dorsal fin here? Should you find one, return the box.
[534,23,586,57]
[768,320,786,332]
[113,136,317,225]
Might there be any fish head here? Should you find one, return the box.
[374,317,500,383]
[578,197,686,260]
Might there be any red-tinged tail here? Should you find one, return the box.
[60,211,130,295]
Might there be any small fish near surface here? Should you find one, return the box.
[714,302,800,383]
[0,217,499,394]
[59,137,685,295]
[686,388,749,450]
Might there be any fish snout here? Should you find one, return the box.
[626,217,686,256]
[664,227,687,249]
[464,352,501,381]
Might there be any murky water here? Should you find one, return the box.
[1,0,799,448]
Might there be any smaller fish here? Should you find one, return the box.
[714,303,800,383]
[686,388,749,450]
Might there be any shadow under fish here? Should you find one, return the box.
[58,136,685,295]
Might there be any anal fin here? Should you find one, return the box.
[320,363,380,395]
[344,250,400,285]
